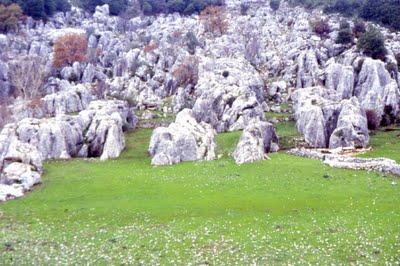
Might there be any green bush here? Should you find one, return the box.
[323,0,361,17]
[357,26,387,60]
[270,0,280,11]
[140,0,223,15]
[0,0,70,19]
[335,20,353,44]
[353,19,366,38]
[289,0,400,31]
[166,0,186,13]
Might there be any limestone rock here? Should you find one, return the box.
[192,57,265,132]
[233,119,279,164]
[1,162,41,190]
[0,184,24,202]
[329,98,369,149]
[149,109,216,166]
[355,58,400,118]
[325,62,354,99]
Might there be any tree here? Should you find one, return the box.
[173,56,199,87]
[357,26,387,60]
[167,0,186,13]
[335,20,353,44]
[8,55,46,100]
[312,18,330,37]
[0,0,70,19]
[0,3,22,33]
[53,33,88,68]
[353,19,366,38]
[270,0,280,11]
[199,6,228,36]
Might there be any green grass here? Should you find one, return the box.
[0,127,399,264]
[265,112,292,120]
[276,121,302,150]
[360,128,400,163]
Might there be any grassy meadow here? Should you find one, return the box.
[0,122,399,264]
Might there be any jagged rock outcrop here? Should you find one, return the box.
[192,57,265,132]
[355,58,400,119]
[293,87,369,149]
[329,98,369,149]
[79,100,137,160]
[296,49,324,88]
[42,84,93,116]
[0,60,10,100]
[325,62,354,99]
[0,138,43,202]
[148,109,216,166]
[293,87,340,147]
[0,100,137,201]
[233,119,279,165]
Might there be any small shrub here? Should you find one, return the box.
[53,33,88,68]
[200,5,228,36]
[335,20,353,44]
[270,0,280,11]
[357,25,387,60]
[143,42,158,53]
[172,56,199,87]
[366,109,379,130]
[269,0,280,11]
[0,3,22,33]
[312,18,330,37]
[240,2,249,15]
[185,31,200,54]
[381,105,395,127]
[26,97,43,109]
[353,19,366,38]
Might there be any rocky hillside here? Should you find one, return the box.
[0,0,400,201]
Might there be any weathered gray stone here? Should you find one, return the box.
[233,119,279,164]
[329,97,369,149]
[149,109,216,166]
[325,62,354,99]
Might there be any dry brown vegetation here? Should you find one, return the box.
[8,55,46,100]
[173,56,199,87]
[200,6,228,36]
[53,33,88,68]
[143,42,159,53]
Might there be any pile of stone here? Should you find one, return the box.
[289,148,400,176]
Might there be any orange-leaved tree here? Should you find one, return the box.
[53,33,88,68]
